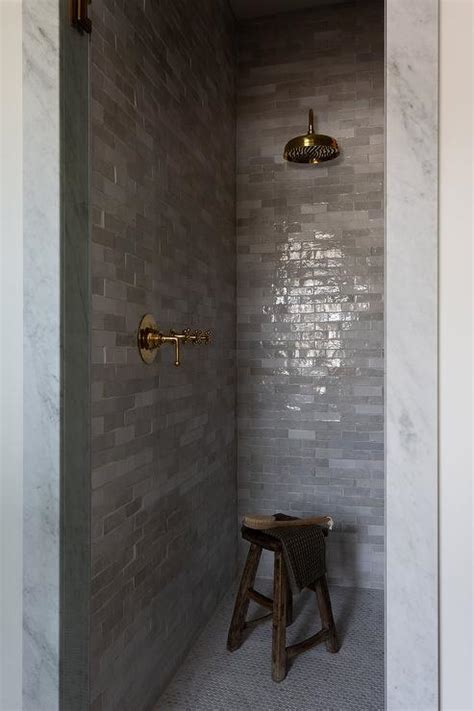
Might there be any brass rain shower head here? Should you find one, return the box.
[283,109,339,164]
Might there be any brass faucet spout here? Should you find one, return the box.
[160,334,180,367]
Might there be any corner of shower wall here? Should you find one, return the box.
[59,2,91,708]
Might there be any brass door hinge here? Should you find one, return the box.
[70,0,91,34]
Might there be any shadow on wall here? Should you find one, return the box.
[326,531,370,590]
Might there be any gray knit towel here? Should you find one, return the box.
[264,519,327,591]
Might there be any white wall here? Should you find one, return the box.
[0,1,23,709]
[439,1,474,709]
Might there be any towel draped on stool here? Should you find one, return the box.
[263,515,327,590]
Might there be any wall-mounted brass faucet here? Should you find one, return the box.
[137,314,211,366]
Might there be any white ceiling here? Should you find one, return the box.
[229,0,346,19]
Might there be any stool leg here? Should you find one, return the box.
[285,573,293,627]
[272,551,287,682]
[315,574,339,653]
[227,543,261,652]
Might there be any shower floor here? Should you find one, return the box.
[157,580,384,711]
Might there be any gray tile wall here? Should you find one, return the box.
[236,0,384,589]
[90,1,236,708]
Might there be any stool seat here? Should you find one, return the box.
[227,521,340,682]
[242,512,334,530]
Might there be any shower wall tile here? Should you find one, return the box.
[90,2,236,708]
[236,0,384,589]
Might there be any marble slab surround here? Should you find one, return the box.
[385,0,439,709]
[21,1,90,709]
[23,0,61,707]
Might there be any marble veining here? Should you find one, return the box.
[22,0,61,708]
[386,1,439,709]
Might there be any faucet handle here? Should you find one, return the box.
[182,329,211,344]
[182,328,193,343]
[193,329,211,344]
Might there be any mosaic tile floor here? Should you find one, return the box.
[157,581,384,711]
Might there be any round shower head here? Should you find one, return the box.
[283,109,339,164]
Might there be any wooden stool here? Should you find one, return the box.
[227,526,339,682]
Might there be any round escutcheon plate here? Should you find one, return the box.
[137,313,158,364]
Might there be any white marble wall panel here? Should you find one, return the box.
[386,1,439,709]
[22,0,60,708]
[0,2,24,709]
